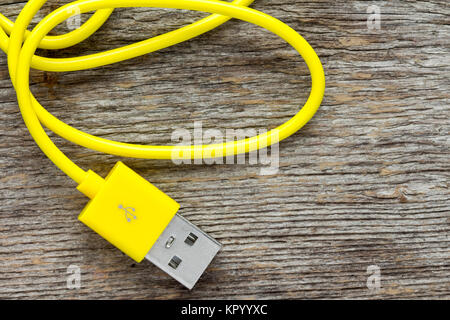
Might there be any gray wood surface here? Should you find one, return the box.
[0,0,448,299]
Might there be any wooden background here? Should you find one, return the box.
[0,0,448,299]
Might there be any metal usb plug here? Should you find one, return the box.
[145,214,222,289]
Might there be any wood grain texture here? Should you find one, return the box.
[0,0,448,299]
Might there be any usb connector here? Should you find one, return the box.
[146,214,221,289]
[76,161,221,289]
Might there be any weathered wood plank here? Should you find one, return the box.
[0,0,448,299]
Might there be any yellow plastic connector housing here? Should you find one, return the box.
[77,161,180,262]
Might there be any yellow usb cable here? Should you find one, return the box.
[1,0,325,289]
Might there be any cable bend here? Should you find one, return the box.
[1,0,254,71]
[6,0,325,184]
[0,9,114,50]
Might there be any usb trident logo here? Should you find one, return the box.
[118,204,137,222]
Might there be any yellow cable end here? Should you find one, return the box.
[77,169,105,199]
[78,161,180,262]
